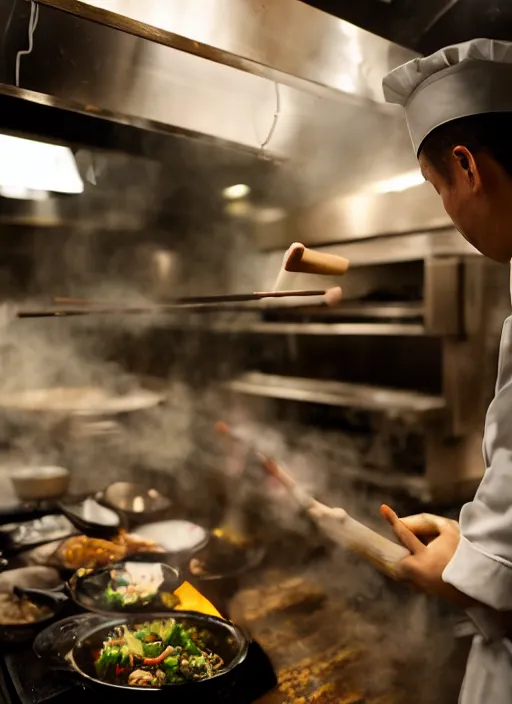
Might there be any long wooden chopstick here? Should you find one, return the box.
[16,288,342,318]
[52,290,327,306]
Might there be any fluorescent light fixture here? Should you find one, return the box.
[368,169,425,194]
[0,135,84,194]
[222,183,251,200]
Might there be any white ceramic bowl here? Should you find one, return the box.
[10,466,71,501]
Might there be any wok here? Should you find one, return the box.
[0,587,67,646]
[34,611,249,701]
[17,561,183,617]
[186,535,266,613]
[0,386,165,416]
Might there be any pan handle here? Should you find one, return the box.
[14,585,69,604]
[34,613,107,671]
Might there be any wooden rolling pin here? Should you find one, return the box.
[284,243,350,276]
[215,422,410,579]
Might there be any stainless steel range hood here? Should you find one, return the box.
[33,0,413,105]
[0,0,424,205]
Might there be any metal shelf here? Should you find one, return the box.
[267,302,424,320]
[190,321,426,336]
[223,372,446,417]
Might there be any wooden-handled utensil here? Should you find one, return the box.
[17,289,343,319]
[215,422,410,579]
[284,243,350,276]
[53,290,329,306]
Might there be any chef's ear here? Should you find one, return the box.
[452,146,480,191]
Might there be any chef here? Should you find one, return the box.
[380,39,512,703]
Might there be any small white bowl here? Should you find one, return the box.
[10,466,70,502]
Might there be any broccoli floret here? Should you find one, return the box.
[163,655,179,673]
[119,645,130,667]
[95,646,122,676]
[180,631,201,656]
[104,586,125,607]
[142,642,164,659]
[134,628,151,641]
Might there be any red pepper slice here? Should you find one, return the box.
[115,666,127,677]
[142,645,173,665]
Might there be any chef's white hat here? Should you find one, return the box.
[383,38,512,154]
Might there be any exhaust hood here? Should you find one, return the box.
[0,0,417,171]
[0,0,449,241]
[32,0,414,105]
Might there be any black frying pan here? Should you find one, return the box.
[0,587,67,645]
[17,561,183,616]
[34,611,249,701]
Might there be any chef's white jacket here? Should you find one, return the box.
[443,314,512,703]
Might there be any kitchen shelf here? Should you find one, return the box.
[187,320,426,336]
[223,372,446,417]
[267,302,424,320]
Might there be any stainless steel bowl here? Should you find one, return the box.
[10,466,71,502]
[98,482,172,520]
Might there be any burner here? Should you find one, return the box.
[3,641,276,704]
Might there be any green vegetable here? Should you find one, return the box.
[179,630,201,656]
[120,645,130,667]
[122,627,144,658]
[95,645,122,676]
[134,628,151,641]
[142,642,164,659]
[166,621,182,646]
[104,586,125,607]
[162,655,179,673]
[147,619,175,644]
[94,619,224,688]
[145,619,176,645]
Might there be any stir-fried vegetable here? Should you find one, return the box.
[94,619,225,687]
[102,570,179,611]
[104,581,157,608]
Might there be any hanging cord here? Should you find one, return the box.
[259,82,281,158]
[15,0,39,88]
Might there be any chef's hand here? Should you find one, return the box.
[380,505,474,608]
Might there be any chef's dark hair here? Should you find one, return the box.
[419,112,512,179]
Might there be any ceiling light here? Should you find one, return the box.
[0,135,84,194]
[368,169,425,194]
[222,183,251,200]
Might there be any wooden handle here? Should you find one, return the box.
[284,243,350,276]
[215,423,409,578]
[260,452,409,577]
[260,287,342,310]
[308,502,409,578]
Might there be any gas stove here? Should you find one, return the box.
[0,640,276,704]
